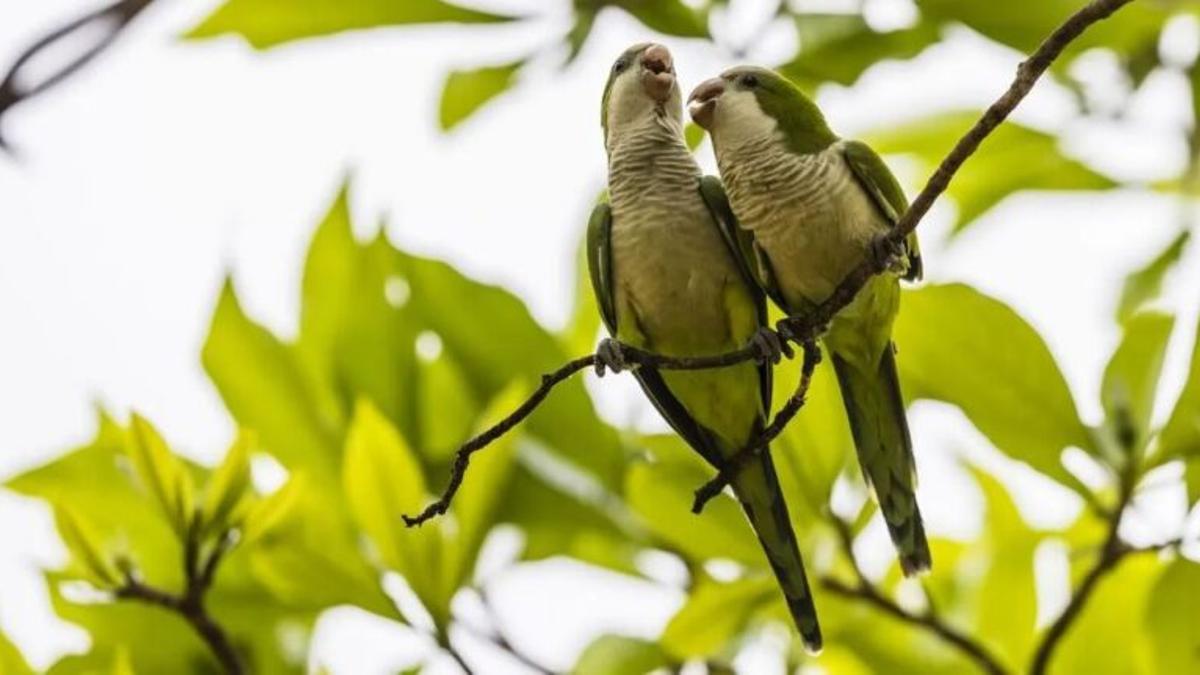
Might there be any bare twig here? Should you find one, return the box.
[0,0,155,148]
[822,520,1008,675]
[691,341,821,513]
[1029,465,1135,675]
[403,0,1138,528]
[113,534,242,674]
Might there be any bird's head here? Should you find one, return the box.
[688,66,836,155]
[601,43,682,146]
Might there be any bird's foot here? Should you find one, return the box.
[749,326,793,365]
[595,338,627,377]
[869,233,905,273]
[775,316,827,345]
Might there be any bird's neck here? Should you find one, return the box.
[606,112,700,210]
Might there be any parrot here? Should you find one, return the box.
[687,66,932,576]
[588,44,823,651]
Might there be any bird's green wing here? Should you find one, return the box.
[586,201,617,335]
[841,140,923,281]
[585,199,725,466]
[698,176,773,413]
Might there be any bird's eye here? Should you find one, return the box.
[740,74,759,88]
[613,59,628,73]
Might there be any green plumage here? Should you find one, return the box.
[705,66,930,575]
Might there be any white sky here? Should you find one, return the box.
[2,0,1199,672]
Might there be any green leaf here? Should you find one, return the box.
[625,458,762,567]
[342,399,447,626]
[1146,559,1200,673]
[867,112,1114,233]
[1159,308,1200,463]
[54,504,119,587]
[684,123,705,152]
[200,430,254,535]
[241,473,306,545]
[916,0,1170,61]
[439,60,524,132]
[444,385,522,593]
[782,15,940,89]
[1186,457,1200,508]
[1052,555,1161,675]
[204,279,342,476]
[186,0,515,48]
[894,284,1092,488]
[1101,312,1174,459]
[660,577,776,659]
[575,635,669,675]
[1117,231,1190,324]
[416,348,479,461]
[0,630,32,675]
[126,413,196,537]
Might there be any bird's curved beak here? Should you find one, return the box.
[688,77,725,129]
[640,44,675,103]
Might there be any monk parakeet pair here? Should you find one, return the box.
[588,45,927,652]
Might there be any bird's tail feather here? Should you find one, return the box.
[729,444,823,653]
[831,346,931,576]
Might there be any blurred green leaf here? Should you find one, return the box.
[1101,312,1174,459]
[685,123,705,152]
[1186,457,1200,507]
[54,504,119,587]
[186,0,516,48]
[894,284,1093,488]
[127,413,196,538]
[971,469,1038,668]
[1117,231,1190,324]
[1146,559,1200,673]
[661,576,776,659]
[417,349,479,461]
[204,279,342,476]
[439,60,524,132]
[241,474,306,546]
[1159,308,1200,463]
[611,0,708,38]
[200,430,255,535]
[625,457,762,567]
[1053,555,1160,675]
[783,15,940,89]
[443,384,522,593]
[916,0,1170,61]
[0,631,32,675]
[575,634,670,675]
[867,112,1114,233]
[343,399,447,626]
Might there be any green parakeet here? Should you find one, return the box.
[589,44,823,651]
[688,66,931,576]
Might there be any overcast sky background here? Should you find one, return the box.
[2,0,1199,672]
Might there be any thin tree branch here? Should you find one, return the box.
[691,341,821,513]
[452,587,558,675]
[822,519,1008,675]
[113,541,243,675]
[0,0,155,149]
[403,0,1138,528]
[1029,465,1136,675]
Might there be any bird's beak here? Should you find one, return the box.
[640,44,675,103]
[688,77,725,129]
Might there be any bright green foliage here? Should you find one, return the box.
[0,630,32,675]
[53,504,119,588]
[186,0,515,48]
[1146,560,1200,673]
[1117,231,1190,324]
[1158,308,1200,463]
[661,577,776,659]
[894,284,1093,489]
[1101,312,1175,460]
[439,60,525,132]
[1053,556,1162,675]
[127,413,196,538]
[200,430,255,535]
[574,634,670,675]
[783,15,940,89]
[867,112,1114,233]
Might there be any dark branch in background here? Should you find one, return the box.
[453,588,558,675]
[821,519,1008,675]
[402,0,1137,528]
[0,0,155,150]
[113,533,243,675]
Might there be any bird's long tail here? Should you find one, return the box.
[729,443,823,653]
[831,345,931,576]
